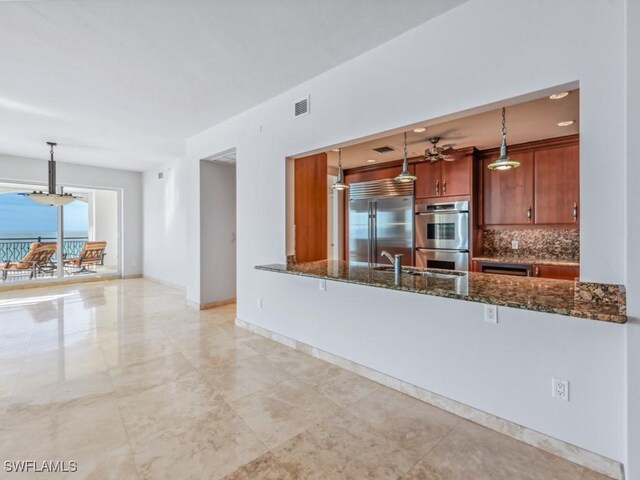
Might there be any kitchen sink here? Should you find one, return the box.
[372,265,467,278]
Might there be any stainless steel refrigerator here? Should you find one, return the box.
[348,179,414,264]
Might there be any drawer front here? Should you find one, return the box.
[533,264,580,280]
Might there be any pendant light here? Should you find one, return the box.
[26,142,77,206]
[487,107,520,171]
[331,148,349,191]
[394,132,417,183]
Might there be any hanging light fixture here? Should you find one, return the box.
[26,142,77,206]
[487,107,520,171]
[331,148,349,191]
[394,132,417,183]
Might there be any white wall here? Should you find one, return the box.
[142,159,187,289]
[199,161,236,304]
[143,0,633,468]
[0,153,142,276]
[92,189,119,268]
[625,0,640,477]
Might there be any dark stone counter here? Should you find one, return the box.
[255,260,626,324]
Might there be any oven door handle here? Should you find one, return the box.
[415,210,468,216]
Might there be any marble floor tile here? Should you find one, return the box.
[131,410,267,480]
[346,386,461,466]
[402,419,584,480]
[100,332,178,368]
[298,363,382,408]
[118,371,232,446]
[230,378,341,449]
[109,351,196,397]
[171,329,260,369]
[200,354,290,401]
[271,410,421,478]
[223,452,299,480]
[259,344,328,376]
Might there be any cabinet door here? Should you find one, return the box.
[345,165,408,184]
[414,161,441,199]
[483,151,534,225]
[295,153,327,262]
[534,145,579,225]
[533,264,580,280]
[441,156,471,197]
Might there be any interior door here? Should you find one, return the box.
[373,196,414,265]
[348,199,371,263]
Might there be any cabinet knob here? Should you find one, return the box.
[535,266,540,277]
[442,179,447,195]
[527,205,532,223]
[573,202,578,222]
[436,180,439,195]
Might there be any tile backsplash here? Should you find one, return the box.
[483,228,579,260]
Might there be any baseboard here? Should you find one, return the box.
[121,274,142,280]
[235,317,624,480]
[199,297,236,310]
[0,273,121,292]
[141,274,186,292]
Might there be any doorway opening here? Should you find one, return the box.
[199,148,237,308]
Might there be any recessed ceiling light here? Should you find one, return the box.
[413,127,426,133]
[331,148,340,152]
[366,159,376,163]
[557,120,575,127]
[549,92,570,100]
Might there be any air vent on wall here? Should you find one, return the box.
[373,146,395,154]
[157,171,164,179]
[294,96,310,117]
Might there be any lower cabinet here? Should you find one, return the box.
[532,264,580,280]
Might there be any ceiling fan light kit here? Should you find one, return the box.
[26,142,78,206]
[487,107,520,171]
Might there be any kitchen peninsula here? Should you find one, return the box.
[256,260,626,323]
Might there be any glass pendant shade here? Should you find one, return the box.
[394,132,417,183]
[27,191,76,206]
[332,148,349,190]
[487,107,520,171]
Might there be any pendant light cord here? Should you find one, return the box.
[501,107,507,142]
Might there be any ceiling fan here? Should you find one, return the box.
[424,136,463,163]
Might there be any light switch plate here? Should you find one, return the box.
[319,279,326,291]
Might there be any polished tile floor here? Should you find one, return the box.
[0,279,611,479]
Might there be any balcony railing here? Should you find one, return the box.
[0,237,88,262]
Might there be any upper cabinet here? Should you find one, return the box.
[534,144,580,224]
[415,155,471,199]
[482,136,579,226]
[345,164,408,184]
[483,151,535,225]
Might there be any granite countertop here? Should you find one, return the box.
[473,256,580,267]
[256,260,625,324]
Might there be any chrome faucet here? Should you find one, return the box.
[381,251,403,278]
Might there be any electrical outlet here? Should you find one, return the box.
[319,279,326,291]
[257,298,263,309]
[484,305,498,323]
[552,378,569,401]
[511,240,519,250]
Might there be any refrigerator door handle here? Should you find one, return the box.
[367,201,372,264]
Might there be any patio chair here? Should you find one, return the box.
[64,241,107,274]
[0,242,57,280]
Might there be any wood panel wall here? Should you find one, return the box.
[294,153,327,262]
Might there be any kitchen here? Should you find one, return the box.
[270,88,623,323]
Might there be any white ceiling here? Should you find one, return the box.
[328,90,579,169]
[0,0,468,171]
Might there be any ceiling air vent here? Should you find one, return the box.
[294,96,310,117]
[373,146,395,154]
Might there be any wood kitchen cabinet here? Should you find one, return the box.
[345,164,411,184]
[534,145,579,224]
[532,264,580,280]
[483,151,535,225]
[415,155,471,199]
